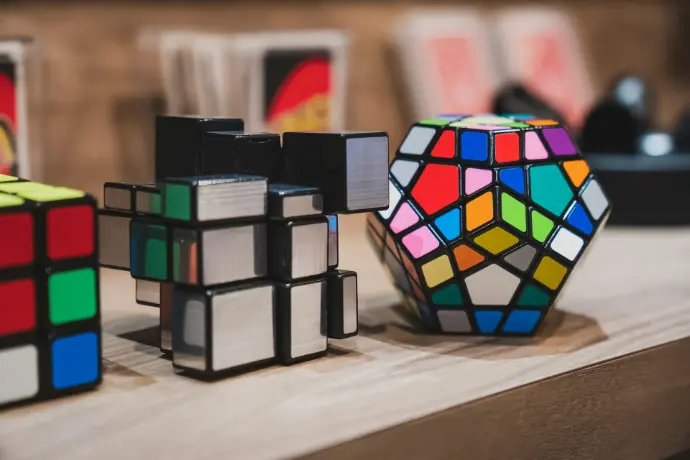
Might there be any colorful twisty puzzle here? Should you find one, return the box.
[0,175,101,409]
[367,114,611,336]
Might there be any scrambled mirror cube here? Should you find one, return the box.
[369,114,611,336]
[326,269,358,339]
[202,131,283,181]
[171,222,267,286]
[268,216,328,281]
[0,182,101,410]
[130,218,169,282]
[282,131,390,214]
[155,115,244,180]
[275,278,328,364]
[171,282,276,376]
[267,183,323,220]
[162,174,267,223]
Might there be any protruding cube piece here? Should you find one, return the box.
[276,278,327,364]
[134,184,162,216]
[97,209,131,270]
[172,282,276,376]
[326,269,358,339]
[162,174,267,223]
[267,183,323,220]
[282,131,390,214]
[135,279,160,307]
[171,222,267,286]
[327,215,339,269]
[202,131,282,181]
[268,216,328,281]
[130,218,169,282]
[155,115,244,180]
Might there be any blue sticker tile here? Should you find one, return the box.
[475,310,503,333]
[499,167,525,195]
[461,132,489,161]
[52,332,99,390]
[434,208,462,241]
[502,310,542,334]
[566,202,594,236]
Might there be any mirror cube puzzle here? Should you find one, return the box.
[0,175,101,409]
[368,114,611,336]
[97,115,389,378]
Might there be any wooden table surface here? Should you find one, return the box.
[1,215,690,460]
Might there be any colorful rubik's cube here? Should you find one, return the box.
[0,175,101,410]
[368,114,611,336]
[97,115,389,378]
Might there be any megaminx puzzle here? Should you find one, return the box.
[98,116,389,378]
[367,114,611,336]
[0,176,101,409]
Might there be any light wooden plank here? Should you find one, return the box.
[1,215,689,460]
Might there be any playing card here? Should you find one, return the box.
[493,8,594,129]
[393,11,500,120]
[0,39,33,178]
[239,31,348,132]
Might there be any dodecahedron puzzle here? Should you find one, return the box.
[368,114,611,336]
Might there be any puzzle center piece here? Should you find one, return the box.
[370,114,611,337]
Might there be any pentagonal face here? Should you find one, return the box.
[370,114,611,337]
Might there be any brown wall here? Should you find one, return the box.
[0,0,687,199]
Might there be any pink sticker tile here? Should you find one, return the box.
[524,131,549,160]
[465,168,493,195]
[390,202,420,234]
[402,226,440,259]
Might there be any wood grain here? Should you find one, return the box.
[0,216,689,460]
[0,1,688,197]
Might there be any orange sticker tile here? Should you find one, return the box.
[562,160,590,188]
[453,244,485,271]
[526,119,559,126]
[466,190,494,231]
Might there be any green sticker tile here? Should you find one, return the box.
[0,193,24,208]
[0,174,19,183]
[497,121,531,128]
[18,187,85,202]
[145,225,168,280]
[531,210,554,243]
[49,268,97,325]
[431,283,463,306]
[150,193,162,215]
[529,165,573,217]
[516,284,551,307]
[419,119,450,126]
[501,193,527,232]
[163,183,191,221]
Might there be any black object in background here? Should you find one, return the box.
[672,107,690,153]
[492,84,566,125]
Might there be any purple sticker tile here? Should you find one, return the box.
[542,128,577,156]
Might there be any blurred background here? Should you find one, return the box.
[1,0,689,200]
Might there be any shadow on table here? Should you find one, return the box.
[359,304,607,360]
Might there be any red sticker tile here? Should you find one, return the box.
[0,212,34,269]
[47,205,95,261]
[411,164,460,215]
[0,279,36,336]
[430,130,455,158]
[495,132,520,163]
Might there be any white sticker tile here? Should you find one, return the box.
[465,264,520,305]
[390,159,420,187]
[378,180,402,220]
[0,345,39,405]
[550,227,584,261]
[581,179,608,220]
[399,126,436,155]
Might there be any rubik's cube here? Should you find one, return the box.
[97,115,389,378]
[368,114,611,336]
[0,175,101,410]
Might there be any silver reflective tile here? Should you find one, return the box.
[341,275,358,335]
[172,291,207,371]
[327,215,338,268]
[160,283,174,352]
[437,310,472,333]
[283,194,323,218]
[172,228,198,284]
[136,279,160,306]
[291,221,328,279]
[202,223,267,285]
[104,186,132,211]
[135,188,161,215]
[345,136,389,211]
[504,245,537,272]
[98,213,131,270]
[290,281,327,358]
[196,176,267,221]
[212,284,275,371]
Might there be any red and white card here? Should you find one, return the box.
[493,8,594,129]
[393,10,500,120]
